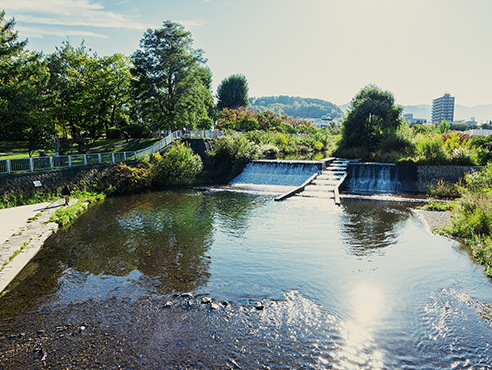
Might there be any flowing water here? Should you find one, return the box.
[1,189,492,369]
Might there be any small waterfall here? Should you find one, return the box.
[345,163,401,194]
[230,161,320,187]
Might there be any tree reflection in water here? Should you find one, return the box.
[0,190,262,318]
[339,199,411,256]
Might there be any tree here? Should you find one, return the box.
[131,21,213,131]
[47,41,134,139]
[438,119,450,134]
[339,84,403,152]
[216,74,249,111]
[0,10,53,155]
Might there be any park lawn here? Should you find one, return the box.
[0,138,162,159]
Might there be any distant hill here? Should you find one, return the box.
[249,96,344,120]
[340,103,492,123]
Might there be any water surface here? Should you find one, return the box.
[1,189,491,369]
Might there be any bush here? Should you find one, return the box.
[426,178,462,199]
[197,116,213,130]
[126,124,151,138]
[150,142,203,185]
[442,163,492,277]
[258,144,279,159]
[208,134,258,176]
[106,127,122,139]
[414,135,449,165]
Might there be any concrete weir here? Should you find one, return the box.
[272,158,351,204]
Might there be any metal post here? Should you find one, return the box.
[68,156,72,168]
[123,152,127,161]
[98,153,101,164]
[6,159,11,174]
[30,158,34,172]
[50,156,54,169]
[84,155,87,166]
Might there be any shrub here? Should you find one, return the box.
[442,163,492,277]
[97,163,150,194]
[126,124,151,138]
[106,127,122,139]
[208,134,258,176]
[150,142,203,185]
[238,118,259,132]
[414,135,449,165]
[258,144,279,159]
[196,116,214,130]
[426,178,462,199]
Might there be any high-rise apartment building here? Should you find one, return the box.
[432,93,455,123]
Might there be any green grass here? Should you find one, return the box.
[418,200,456,211]
[49,191,105,227]
[0,138,162,159]
[2,238,32,268]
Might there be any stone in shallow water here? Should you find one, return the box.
[201,297,213,304]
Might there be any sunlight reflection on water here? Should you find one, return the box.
[334,282,387,369]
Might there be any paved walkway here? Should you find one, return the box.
[0,199,71,294]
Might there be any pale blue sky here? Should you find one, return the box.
[3,0,492,107]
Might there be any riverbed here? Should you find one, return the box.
[1,189,491,369]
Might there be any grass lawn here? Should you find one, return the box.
[0,138,162,159]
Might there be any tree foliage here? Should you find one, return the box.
[339,85,403,152]
[46,41,134,139]
[0,10,53,155]
[216,74,249,110]
[132,21,213,131]
[250,95,343,120]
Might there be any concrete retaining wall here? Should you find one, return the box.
[415,165,481,193]
[0,165,119,200]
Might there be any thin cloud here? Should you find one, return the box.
[4,0,147,30]
[17,25,110,39]
[4,0,104,15]
[177,20,205,29]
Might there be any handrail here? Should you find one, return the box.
[0,130,222,175]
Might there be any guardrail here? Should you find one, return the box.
[0,130,222,174]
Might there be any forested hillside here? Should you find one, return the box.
[249,96,343,120]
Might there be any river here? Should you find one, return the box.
[0,189,491,369]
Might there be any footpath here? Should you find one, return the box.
[0,199,71,294]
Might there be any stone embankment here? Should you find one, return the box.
[0,198,74,294]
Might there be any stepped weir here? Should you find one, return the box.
[229,158,351,204]
[229,159,426,202]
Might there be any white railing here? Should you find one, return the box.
[0,130,223,174]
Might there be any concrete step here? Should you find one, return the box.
[312,179,339,185]
[317,174,343,181]
[298,191,335,199]
[304,184,336,192]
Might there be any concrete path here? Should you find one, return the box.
[0,199,70,294]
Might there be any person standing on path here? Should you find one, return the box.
[62,185,71,206]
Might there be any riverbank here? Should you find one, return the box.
[413,208,453,233]
[0,199,72,294]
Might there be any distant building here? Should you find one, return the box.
[403,113,427,125]
[432,93,455,123]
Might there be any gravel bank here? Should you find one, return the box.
[413,209,453,233]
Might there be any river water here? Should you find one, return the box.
[1,189,492,369]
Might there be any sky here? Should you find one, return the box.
[3,0,492,108]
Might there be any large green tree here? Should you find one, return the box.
[131,21,213,131]
[0,10,53,155]
[339,84,403,152]
[216,74,249,111]
[47,41,134,139]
